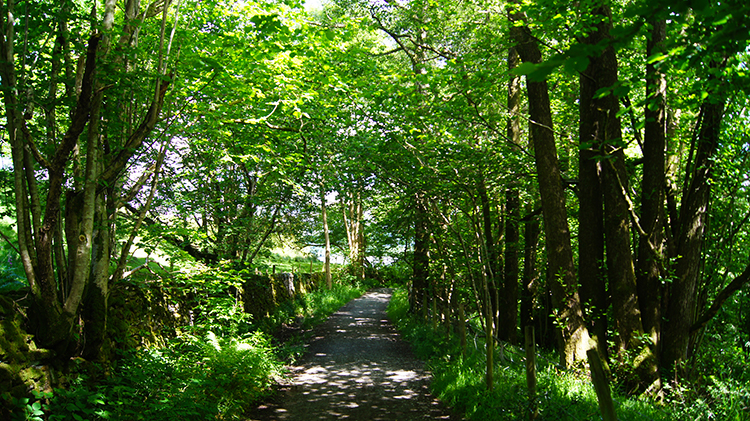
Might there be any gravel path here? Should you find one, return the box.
[249,288,462,420]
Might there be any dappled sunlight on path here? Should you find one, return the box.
[249,289,460,420]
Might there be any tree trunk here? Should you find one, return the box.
[499,46,522,344]
[521,207,540,329]
[635,18,667,389]
[510,20,590,368]
[411,192,430,316]
[662,98,724,377]
[82,192,110,361]
[321,184,332,289]
[593,31,644,358]
[478,178,500,336]
[577,17,607,358]
[501,188,519,344]
[1,0,171,358]
[343,191,365,281]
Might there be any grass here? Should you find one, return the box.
[386,288,675,421]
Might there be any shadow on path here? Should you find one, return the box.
[249,288,461,420]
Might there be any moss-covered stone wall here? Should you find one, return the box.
[0,270,324,409]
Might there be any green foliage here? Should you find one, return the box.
[42,331,281,420]
[177,269,252,338]
[665,375,750,421]
[387,289,674,421]
[256,278,365,334]
[371,261,411,286]
[7,391,50,421]
[296,282,366,328]
[0,249,26,294]
[27,272,364,420]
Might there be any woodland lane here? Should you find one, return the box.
[249,288,462,420]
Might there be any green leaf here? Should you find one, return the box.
[594,87,611,99]
[613,82,630,98]
[563,55,589,74]
[646,53,668,64]
[512,61,538,76]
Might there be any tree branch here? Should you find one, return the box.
[691,262,750,332]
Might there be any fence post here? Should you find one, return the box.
[587,348,617,421]
[525,326,538,420]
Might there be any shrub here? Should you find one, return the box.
[44,331,281,421]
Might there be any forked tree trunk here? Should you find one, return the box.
[342,191,365,281]
[1,0,172,358]
[662,98,725,377]
[583,3,644,355]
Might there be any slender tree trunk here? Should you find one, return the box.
[83,191,110,360]
[476,219,495,391]
[596,52,644,358]
[478,178,499,335]
[342,191,365,281]
[501,188,519,344]
[81,80,108,361]
[321,184,332,289]
[521,207,540,329]
[510,20,590,367]
[411,192,430,316]
[356,196,365,281]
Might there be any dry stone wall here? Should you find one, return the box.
[0,270,325,407]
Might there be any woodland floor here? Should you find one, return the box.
[248,288,463,420]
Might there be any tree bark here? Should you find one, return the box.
[478,178,500,335]
[501,188,519,344]
[510,19,590,368]
[579,4,658,391]
[343,190,365,281]
[411,192,430,316]
[321,184,332,289]
[1,0,172,357]
[521,207,540,329]
[636,17,667,364]
[662,98,724,376]
[23,34,100,351]
[577,16,607,359]
[500,46,522,344]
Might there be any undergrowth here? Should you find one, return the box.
[387,288,679,421]
[40,331,282,421]
[12,276,364,420]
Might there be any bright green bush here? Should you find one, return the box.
[43,331,281,421]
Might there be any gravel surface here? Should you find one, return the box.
[248,288,463,420]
